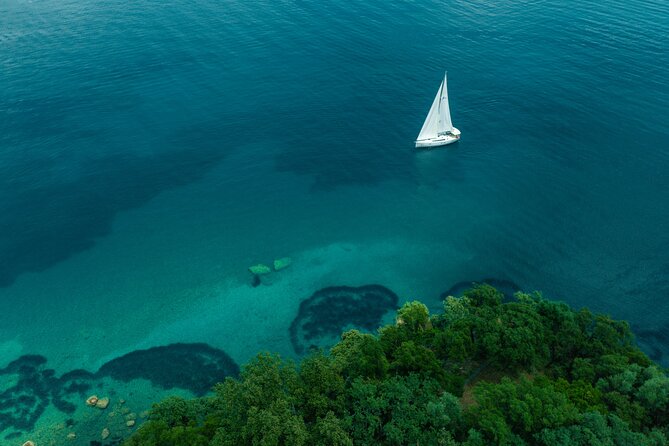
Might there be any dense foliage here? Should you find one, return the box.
[124,285,669,445]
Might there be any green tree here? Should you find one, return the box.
[310,411,353,446]
[442,295,473,324]
[477,302,549,370]
[331,330,388,380]
[553,378,606,413]
[208,353,306,446]
[464,284,503,307]
[467,377,579,444]
[433,318,476,363]
[535,412,668,446]
[347,375,461,445]
[396,301,432,332]
[296,352,345,422]
[389,341,444,379]
[571,358,596,383]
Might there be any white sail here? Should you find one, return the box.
[416,72,453,141]
[438,73,453,133]
[416,82,442,140]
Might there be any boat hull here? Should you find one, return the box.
[415,128,460,148]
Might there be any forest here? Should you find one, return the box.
[123,285,669,445]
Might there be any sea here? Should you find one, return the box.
[1,0,668,443]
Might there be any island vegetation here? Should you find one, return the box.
[123,285,669,445]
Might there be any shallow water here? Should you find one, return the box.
[1,0,668,442]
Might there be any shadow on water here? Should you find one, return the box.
[274,138,415,191]
[634,325,669,367]
[412,143,468,187]
[289,284,399,354]
[0,121,235,288]
[0,343,238,437]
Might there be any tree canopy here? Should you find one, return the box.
[124,285,668,446]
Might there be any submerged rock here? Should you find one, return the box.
[101,427,110,440]
[273,257,292,271]
[126,419,136,427]
[22,441,35,446]
[248,264,271,275]
[67,432,76,440]
[85,395,98,407]
[95,397,110,409]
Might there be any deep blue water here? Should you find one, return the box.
[1,0,668,370]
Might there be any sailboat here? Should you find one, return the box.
[415,72,460,148]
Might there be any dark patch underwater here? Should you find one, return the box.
[0,343,238,435]
[0,130,231,288]
[289,284,399,354]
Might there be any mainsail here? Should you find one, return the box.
[416,72,454,140]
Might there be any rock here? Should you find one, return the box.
[22,441,35,446]
[95,397,110,409]
[120,407,130,415]
[101,428,110,440]
[126,419,136,427]
[119,399,125,404]
[248,264,271,275]
[273,257,292,271]
[67,432,76,440]
[85,395,98,406]
[125,412,137,420]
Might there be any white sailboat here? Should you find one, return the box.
[415,72,460,148]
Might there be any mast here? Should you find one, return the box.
[437,72,446,114]
[439,71,453,134]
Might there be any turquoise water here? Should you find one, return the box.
[1,0,668,442]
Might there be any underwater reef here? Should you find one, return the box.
[0,343,238,440]
[97,343,239,397]
[0,355,56,434]
[289,284,399,354]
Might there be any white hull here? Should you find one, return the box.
[415,127,460,148]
